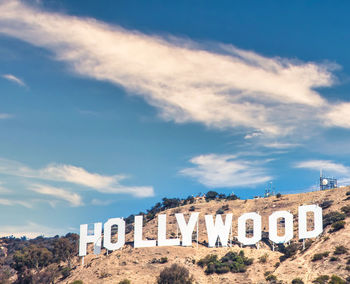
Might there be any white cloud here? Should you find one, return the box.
[30,184,83,207]
[263,142,301,149]
[91,198,113,206]
[180,154,272,188]
[295,159,350,186]
[1,73,25,87]
[295,160,349,174]
[0,198,32,208]
[0,158,154,198]
[0,1,341,138]
[324,102,350,129]
[0,221,68,238]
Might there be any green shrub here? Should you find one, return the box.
[221,204,229,211]
[189,206,196,212]
[61,266,71,279]
[119,280,131,284]
[292,278,304,284]
[70,281,83,284]
[12,244,53,271]
[198,251,253,274]
[334,246,348,255]
[264,271,272,277]
[341,205,350,216]
[215,209,225,215]
[323,212,346,228]
[279,243,300,262]
[304,239,313,250]
[258,253,268,263]
[276,193,282,198]
[329,275,346,284]
[320,200,333,209]
[205,191,218,201]
[151,257,168,264]
[346,191,350,196]
[226,194,238,200]
[330,256,339,262]
[266,274,277,281]
[312,252,329,261]
[345,265,350,271]
[331,221,345,232]
[157,264,193,284]
[312,275,329,284]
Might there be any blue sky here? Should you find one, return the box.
[1,0,350,237]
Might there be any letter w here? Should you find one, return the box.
[205,214,232,247]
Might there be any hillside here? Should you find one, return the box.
[3,187,350,284]
[61,187,350,284]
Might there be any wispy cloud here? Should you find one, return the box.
[324,102,350,129]
[91,198,113,206]
[0,1,343,140]
[263,142,301,149]
[180,154,272,188]
[30,184,83,207]
[0,198,32,208]
[295,159,350,186]
[0,158,154,198]
[0,221,68,238]
[1,73,25,87]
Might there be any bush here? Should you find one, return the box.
[329,275,346,284]
[12,244,53,271]
[276,193,282,198]
[266,274,277,281]
[226,194,238,200]
[312,252,329,262]
[189,206,196,212]
[119,280,131,284]
[346,191,350,196]
[157,264,193,284]
[61,266,71,279]
[198,251,253,274]
[331,221,345,232]
[334,246,348,255]
[151,257,168,264]
[161,198,181,210]
[323,212,346,228]
[215,209,225,215]
[278,243,300,262]
[70,281,83,284]
[304,239,313,250]
[258,253,268,263]
[205,191,218,201]
[330,256,339,261]
[221,204,229,211]
[340,205,350,216]
[312,275,329,284]
[292,278,304,284]
[320,200,333,209]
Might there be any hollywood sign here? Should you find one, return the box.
[79,204,323,256]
